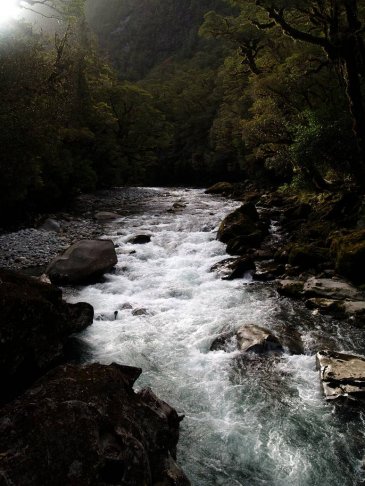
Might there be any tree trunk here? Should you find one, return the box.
[342,41,365,188]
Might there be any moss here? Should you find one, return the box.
[331,229,365,284]
[288,244,329,269]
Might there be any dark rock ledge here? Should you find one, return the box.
[0,363,190,486]
[0,269,93,402]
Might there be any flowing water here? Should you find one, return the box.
[67,187,365,486]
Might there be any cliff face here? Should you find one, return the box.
[86,0,232,79]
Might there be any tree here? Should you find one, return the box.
[233,0,365,184]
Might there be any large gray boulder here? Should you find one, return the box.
[47,239,118,285]
[236,325,283,354]
[304,277,364,301]
[316,350,365,401]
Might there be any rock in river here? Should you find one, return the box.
[47,239,118,285]
[129,234,152,244]
[0,270,93,402]
[0,363,190,485]
[316,350,365,401]
[236,325,283,354]
[304,277,364,301]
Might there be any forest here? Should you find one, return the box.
[0,0,364,223]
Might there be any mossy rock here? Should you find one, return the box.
[217,205,260,244]
[331,230,365,284]
[288,244,329,269]
[205,182,233,194]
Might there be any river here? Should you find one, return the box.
[66,187,365,486]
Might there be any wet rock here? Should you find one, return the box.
[0,363,190,485]
[306,298,365,321]
[129,235,151,244]
[47,239,118,285]
[305,298,344,315]
[277,325,304,355]
[303,277,364,301]
[210,257,255,280]
[0,270,93,403]
[95,211,121,221]
[205,182,233,194]
[132,308,148,316]
[120,303,133,310]
[172,201,187,210]
[316,350,365,401]
[277,279,305,298]
[39,218,61,233]
[210,331,235,351]
[254,262,285,281]
[236,325,283,354]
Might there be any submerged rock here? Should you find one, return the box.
[129,234,152,244]
[316,350,365,401]
[0,270,93,402]
[47,239,118,285]
[0,363,190,485]
[236,325,283,354]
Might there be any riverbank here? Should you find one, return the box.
[2,185,365,485]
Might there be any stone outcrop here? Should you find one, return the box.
[316,350,365,401]
[0,270,93,402]
[0,363,190,485]
[303,277,364,301]
[47,239,118,285]
[236,325,283,354]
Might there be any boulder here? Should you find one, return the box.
[46,239,118,285]
[236,325,283,354]
[129,235,152,244]
[303,277,364,301]
[226,233,264,255]
[210,257,255,280]
[316,350,365,401]
[95,211,121,221]
[305,298,344,315]
[0,363,190,485]
[132,308,148,316]
[205,182,233,194]
[0,270,93,403]
[217,204,261,244]
[277,279,305,298]
[331,229,365,284]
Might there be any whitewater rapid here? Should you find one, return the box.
[67,188,365,486]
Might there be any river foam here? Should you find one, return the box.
[67,188,365,486]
